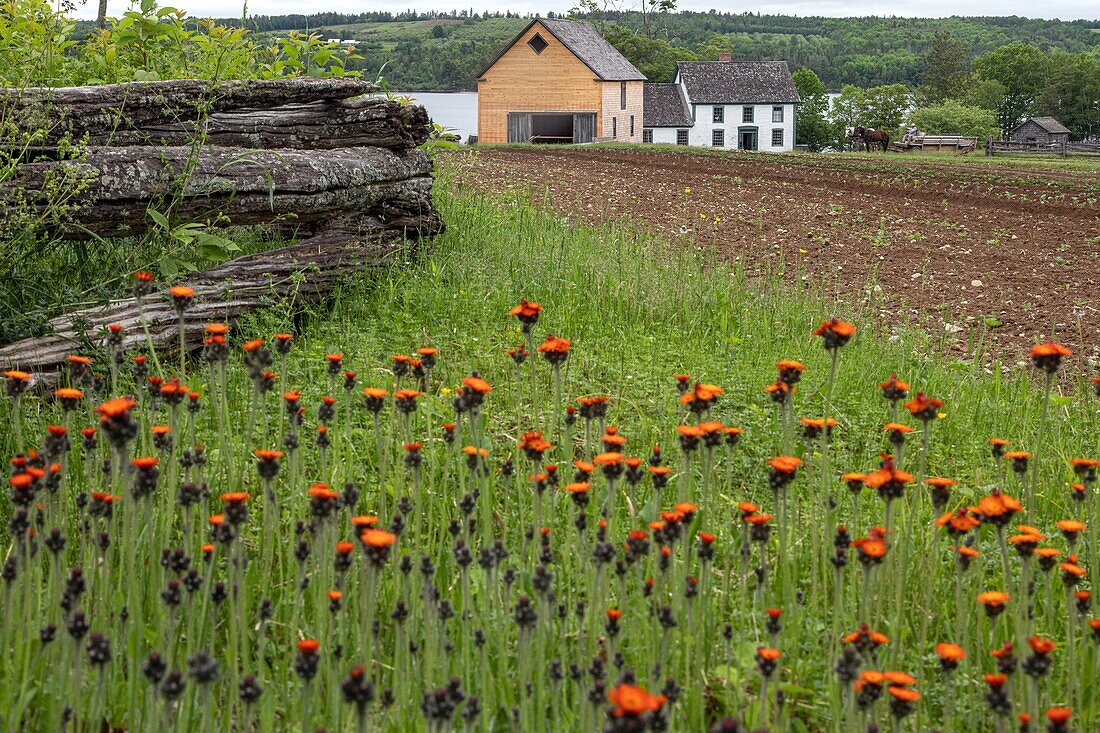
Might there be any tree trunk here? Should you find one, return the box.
[0,219,434,377]
[8,146,438,239]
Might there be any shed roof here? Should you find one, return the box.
[676,61,800,104]
[643,83,692,127]
[477,18,646,82]
[1013,116,1070,134]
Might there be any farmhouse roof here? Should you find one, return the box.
[477,18,646,82]
[1013,116,1070,134]
[675,61,800,104]
[643,83,692,127]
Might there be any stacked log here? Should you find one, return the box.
[0,77,442,377]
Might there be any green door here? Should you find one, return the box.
[738,126,758,151]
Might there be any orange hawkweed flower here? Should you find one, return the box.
[351,516,380,528]
[94,397,136,419]
[508,299,543,322]
[204,323,229,336]
[935,642,966,669]
[883,671,916,686]
[887,686,920,702]
[360,529,397,548]
[1028,636,1055,655]
[1056,519,1086,540]
[220,492,249,503]
[607,683,667,717]
[131,456,158,470]
[768,456,803,474]
[904,392,943,420]
[1029,342,1071,374]
[536,336,571,357]
[593,452,624,467]
[518,431,552,458]
[297,639,320,654]
[1046,708,1072,725]
[812,318,857,348]
[977,591,1010,615]
[462,376,492,395]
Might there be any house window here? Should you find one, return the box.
[772,129,784,147]
[676,129,688,145]
[691,105,696,122]
[527,33,548,54]
[743,106,754,123]
[643,129,653,143]
[712,129,725,147]
[772,106,784,123]
[620,82,627,110]
[612,117,617,138]
[630,115,634,136]
[713,106,724,123]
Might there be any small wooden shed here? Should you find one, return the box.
[1009,117,1070,146]
[476,18,646,144]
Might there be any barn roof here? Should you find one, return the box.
[676,61,800,104]
[1013,116,1070,134]
[643,83,692,127]
[477,18,646,82]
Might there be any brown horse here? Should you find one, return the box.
[849,125,891,152]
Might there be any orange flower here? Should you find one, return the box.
[977,591,1010,608]
[883,422,914,434]
[679,382,724,406]
[131,456,158,470]
[1057,518,1086,535]
[925,477,956,489]
[904,392,943,419]
[812,318,857,347]
[984,673,1007,687]
[66,354,93,366]
[593,452,624,467]
[883,671,916,686]
[393,389,423,400]
[744,513,773,525]
[327,590,343,602]
[204,323,229,336]
[565,481,591,494]
[757,646,781,661]
[253,449,284,461]
[95,397,136,419]
[351,516,380,528]
[360,529,397,548]
[336,541,355,554]
[768,456,803,474]
[297,639,320,654]
[536,336,571,354]
[935,642,966,662]
[220,492,249,503]
[1028,636,1055,655]
[242,338,264,352]
[169,285,195,299]
[607,683,666,717]
[462,376,492,394]
[508,299,543,320]
[362,387,389,400]
[1046,708,1072,725]
[887,686,920,702]
[518,431,552,456]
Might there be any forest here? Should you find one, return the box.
[188,10,1100,92]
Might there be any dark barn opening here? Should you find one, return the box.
[530,114,574,144]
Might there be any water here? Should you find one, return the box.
[392,91,478,142]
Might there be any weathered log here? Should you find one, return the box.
[0,214,440,376]
[8,145,438,239]
[6,78,421,149]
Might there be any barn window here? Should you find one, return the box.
[772,106,784,122]
[527,33,548,54]
[713,106,724,123]
[643,129,653,143]
[676,129,688,145]
[612,117,617,138]
[742,106,754,123]
[621,82,627,110]
[772,129,784,147]
[630,115,635,136]
[712,129,725,147]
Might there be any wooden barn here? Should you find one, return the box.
[1009,117,1071,146]
[476,18,646,144]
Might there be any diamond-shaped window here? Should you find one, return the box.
[528,33,548,55]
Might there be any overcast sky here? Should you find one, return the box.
[71,0,1098,22]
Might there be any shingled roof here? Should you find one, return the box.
[477,18,646,82]
[1015,116,1070,134]
[676,61,799,104]
[643,83,692,128]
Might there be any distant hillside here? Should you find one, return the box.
[212,10,1100,91]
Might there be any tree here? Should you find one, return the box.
[603,25,697,82]
[973,42,1050,136]
[1038,51,1100,140]
[829,84,865,150]
[909,100,998,141]
[919,30,968,104]
[791,67,834,151]
[962,76,1006,112]
[861,83,910,134]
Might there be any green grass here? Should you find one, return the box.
[3,178,1099,732]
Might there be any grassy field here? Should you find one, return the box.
[3,174,1099,732]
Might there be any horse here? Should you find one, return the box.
[849,125,891,152]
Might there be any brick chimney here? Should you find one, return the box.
[717,53,732,62]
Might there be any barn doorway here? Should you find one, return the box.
[530,114,574,144]
[507,113,596,144]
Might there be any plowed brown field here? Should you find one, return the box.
[444,146,1100,370]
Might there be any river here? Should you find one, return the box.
[392,91,478,142]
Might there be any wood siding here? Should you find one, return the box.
[477,21,602,144]
[1009,120,1069,146]
[600,81,644,143]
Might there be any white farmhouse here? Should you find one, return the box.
[643,55,800,151]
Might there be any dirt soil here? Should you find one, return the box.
[443,147,1100,371]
